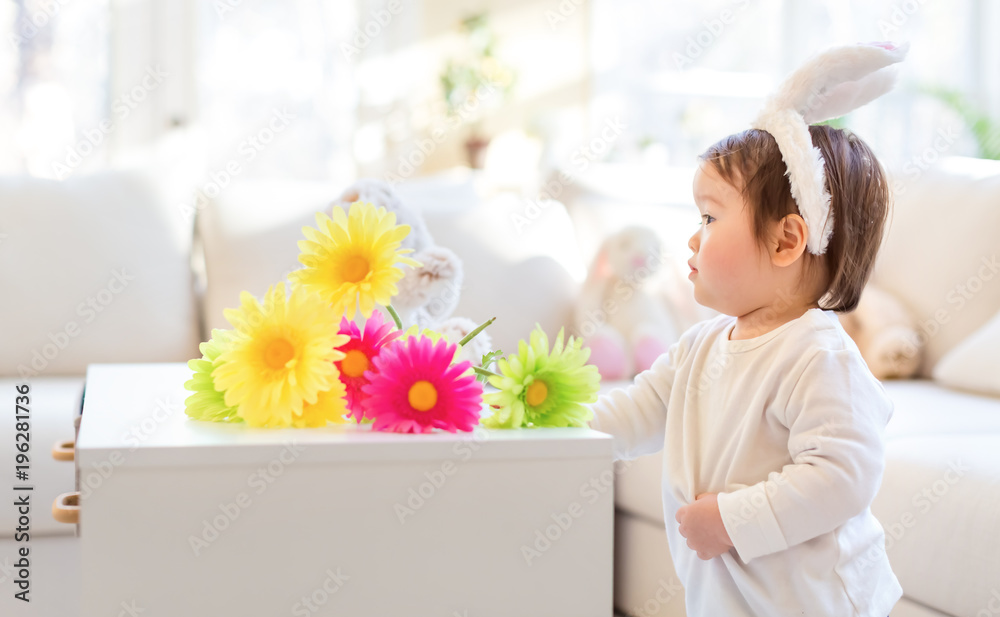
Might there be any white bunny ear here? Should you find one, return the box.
[770,42,909,124]
[799,65,902,124]
[752,41,908,255]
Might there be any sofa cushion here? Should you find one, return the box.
[932,309,1000,397]
[876,157,1000,378]
[0,172,200,377]
[614,512,687,617]
[615,450,667,524]
[198,178,336,333]
[0,377,83,538]
[871,434,1000,617]
[882,380,1000,438]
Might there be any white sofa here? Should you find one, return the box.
[0,167,585,615]
[2,158,998,616]
[604,158,1000,617]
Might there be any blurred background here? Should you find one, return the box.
[2,0,998,185]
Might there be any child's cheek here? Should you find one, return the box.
[702,237,739,281]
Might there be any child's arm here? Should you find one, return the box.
[588,342,679,461]
[715,348,893,564]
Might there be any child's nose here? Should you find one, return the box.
[688,228,700,252]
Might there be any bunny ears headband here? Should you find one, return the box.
[752,42,909,255]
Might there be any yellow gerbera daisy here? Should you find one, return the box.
[292,380,350,428]
[291,201,421,319]
[213,282,350,428]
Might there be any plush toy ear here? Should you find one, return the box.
[594,240,612,279]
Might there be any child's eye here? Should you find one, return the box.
[700,214,715,225]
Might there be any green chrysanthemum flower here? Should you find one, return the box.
[483,325,601,429]
[184,329,242,423]
[400,324,446,344]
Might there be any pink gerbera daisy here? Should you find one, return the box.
[362,336,483,434]
[335,310,402,422]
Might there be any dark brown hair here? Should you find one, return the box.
[699,125,890,313]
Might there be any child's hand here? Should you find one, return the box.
[675,493,734,560]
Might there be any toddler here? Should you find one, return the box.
[589,43,908,617]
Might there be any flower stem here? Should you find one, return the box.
[473,366,501,380]
[386,304,403,330]
[459,316,496,347]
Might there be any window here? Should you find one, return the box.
[1,0,109,178]
[588,0,1000,168]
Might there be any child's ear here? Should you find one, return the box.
[771,214,809,267]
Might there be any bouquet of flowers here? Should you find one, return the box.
[184,200,601,432]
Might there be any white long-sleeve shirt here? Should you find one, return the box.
[589,308,903,617]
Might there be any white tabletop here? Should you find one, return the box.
[77,363,613,468]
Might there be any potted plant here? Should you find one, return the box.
[440,13,515,168]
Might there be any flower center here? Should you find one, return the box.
[342,255,370,283]
[408,380,438,412]
[526,380,548,407]
[341,349,369,378]
[264,338,295,370]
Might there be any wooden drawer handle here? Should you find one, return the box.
[52,492,80,525]
[52,440,75,462]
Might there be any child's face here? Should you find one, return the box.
[687,162,774,317]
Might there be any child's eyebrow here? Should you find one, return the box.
[694,193,725,208]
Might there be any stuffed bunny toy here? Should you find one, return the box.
[575,226,678,380]
[838,284,923,379]
[333,179,491,365]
